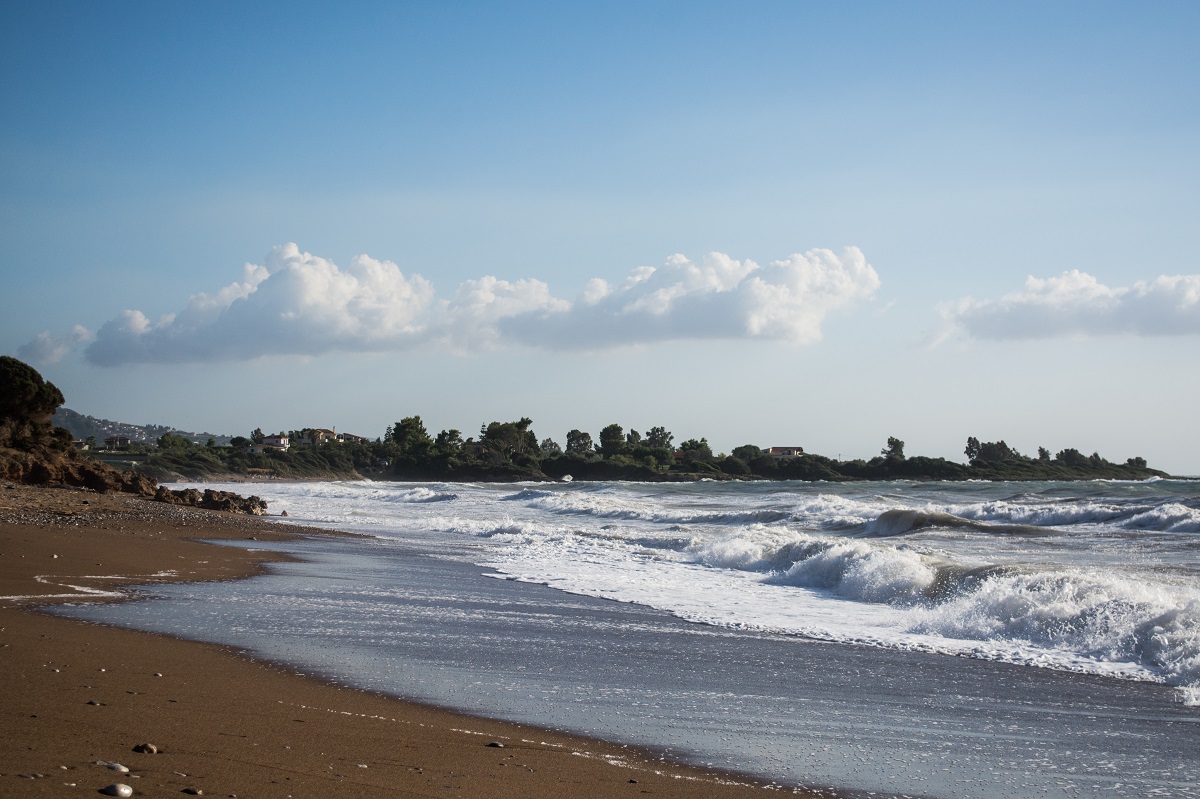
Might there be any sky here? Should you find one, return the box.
[3,1,1199,474]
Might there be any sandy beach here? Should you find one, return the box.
[0,482,784,799]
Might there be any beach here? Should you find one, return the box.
[0,482,779,799]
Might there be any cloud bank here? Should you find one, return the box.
[17,325,94,365]
[942,270,1200,341]
[26,243,880,366]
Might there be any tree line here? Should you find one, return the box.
[134,415,1168,483]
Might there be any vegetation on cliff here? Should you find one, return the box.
[0,357,265,512]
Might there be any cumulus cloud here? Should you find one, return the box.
[26,243,880,366]
[84,244,439,365]
[941,270,1200,341]
[17,324,94,365]
[502,248,880,348]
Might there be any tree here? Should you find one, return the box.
[645,426,673,449]
[977,440,1017,462]
[1127,456,1147,468]
[157,432,191,450]
[598,423,627,458]
[1055,448,1087,467]
[251,427,265,445]
[1038,447,1051,461]
[966,437,1018,464]
[391,416,433,461]
[882,437,905,461]
[731,444,763,462]
[625,429,642,448]
[433,429,463,458]
[481,418,537,459]
[0,356,65,424]
[230,436,251,449]
[565,429,593,455]
[720,455,751,475]
[206,437,216,448]
[679,438,714,462]
[540,438,563,456]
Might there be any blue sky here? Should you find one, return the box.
[3,1,1199,473]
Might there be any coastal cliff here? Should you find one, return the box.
[0,356,266,514]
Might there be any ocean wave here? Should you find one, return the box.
[500,488,555,502]
[387,486,459,503]
[940,496,1200,534]
[522,490,791,525]
[909,572,1200,690]
[691,528,1200,690]
[1122,502,1200,533]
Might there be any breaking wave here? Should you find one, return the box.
[690,527,1200,691]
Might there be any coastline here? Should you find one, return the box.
[0,482,790,799]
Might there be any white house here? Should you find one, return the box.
[766,446,804,459]
[259,433,289,452]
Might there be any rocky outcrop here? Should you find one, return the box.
[0,356,267,514]
[0,446,158,495]
[154,486,267,515]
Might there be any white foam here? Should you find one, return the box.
[176,478,1200,696]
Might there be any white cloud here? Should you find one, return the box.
[501,247,880,349]
[85,244,439,365]
[17,324,94,365]
[942,270,1200,341]
[25,243,880,366]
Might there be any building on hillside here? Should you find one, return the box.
[297,428,337,447]
[462,442,489,459]
[256,433,289,452]
[766,446,804,459]
[336,432,370,444]
[104,435,131,450]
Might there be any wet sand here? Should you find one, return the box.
[0,482,786,799]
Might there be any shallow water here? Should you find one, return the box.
[56,479,1200,798]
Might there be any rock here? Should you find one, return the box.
[154,486,267,515]
[107,763,130,773]
[182,789,203,796]
[101,784,134,797]
[132,743,159,754]
[486,741,504,748]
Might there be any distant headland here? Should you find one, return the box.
[60,410,1170,485]
[0,355,1169,487]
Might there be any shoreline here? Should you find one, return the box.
[0,482,802,799]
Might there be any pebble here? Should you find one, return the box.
[107,763,130,773]
[132,743,159,754]
[182,789,203,796]
[486,741,505,748]
[101,784,134,797]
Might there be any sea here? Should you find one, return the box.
[59,478,1200,798]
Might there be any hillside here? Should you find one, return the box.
[53,408,233,446]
